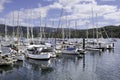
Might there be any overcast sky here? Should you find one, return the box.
[0,0,119,29]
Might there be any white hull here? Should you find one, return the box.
[85,48,101,51]
[86,40,114,49]
[26,53,51,60]
[62,49,79,55]
[50,53,57,58]
[54,49,62,54]
[16,54,25,61]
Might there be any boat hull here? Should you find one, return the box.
[26,53,51,60]
[62,49,79,55]
[16,54,25,61]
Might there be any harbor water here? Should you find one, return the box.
[0,39,120,80]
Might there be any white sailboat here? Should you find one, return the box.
[60,20,83,55]
[26,46,51,60]
[0,43,17,66]
[10,10,25,61]
[26,53,51,60]
[25,11,52,60]
[86,12,114,51]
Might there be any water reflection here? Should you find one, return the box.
[0,66,13,74]
[107,49,114,53]
[0,40,120,80]
[0,59,54,80]
[82,54,85,71]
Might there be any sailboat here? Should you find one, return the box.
[26,40,53,60]
[60,19,81,55]
[62,16,85,55]
[10,10,25,61]
[1,17,13,47]
[0,43,17,66]
[86,12,114,51]
[26,39,52,60]
[25,11,52,60]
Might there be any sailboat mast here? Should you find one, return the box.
[12,12,15,39]
[65,14,68,39]
[75,20,77,41]
[5,18,7,41]
[86,22,89,40]
[62,24,65,41]
[26,9,31,44]
[30,9,34,43]
[27,25,30,44]
[43,18,47,40]
[58,8,63,39]
[39,12,42,41]
[52,20,54,38]
[91,8,95,38]
[15,10,20,45]
[65,15,71,40]
[96,13,99,39]
[68,21,71,40]
[30,25,33,43]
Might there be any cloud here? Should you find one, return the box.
[51,0,119,28]
[3,1,63,26]
[59,19,90,29]
[5,6,50,26]
[57,0,97,12]
[6,1,63,20]
[103,11,120,20]
[55,1,118,25]
[49,2,63,9]
[1,0,119,29]
[0,18,5,24]
[0,0,11,12]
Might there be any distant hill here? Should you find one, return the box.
[0,24,120,38]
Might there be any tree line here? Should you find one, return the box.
[0,24,120,38]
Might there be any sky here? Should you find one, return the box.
[0,0,120,29]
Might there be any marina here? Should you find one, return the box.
[0,38,119,80]
[0,0,120,80]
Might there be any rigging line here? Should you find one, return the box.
[57,8,64,38]
[103,27,109,38]
[58,8,63,29]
